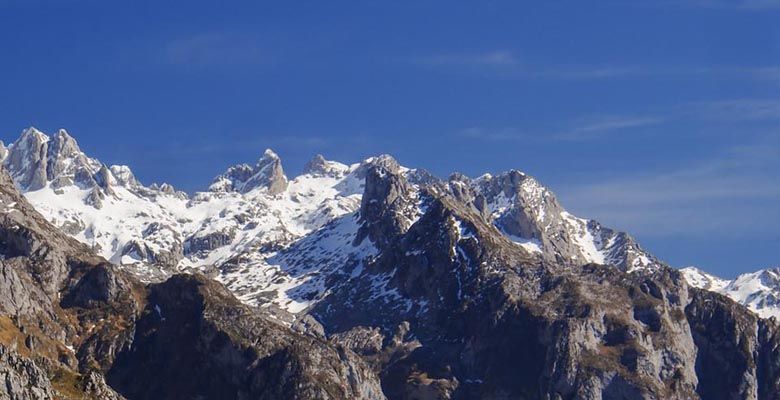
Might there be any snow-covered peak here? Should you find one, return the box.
[303,154,349,177]
[680,266,730,291]
[110,165,140,187]
[682,266,780,319]
[1,127,172,204]
[468,169,661,271]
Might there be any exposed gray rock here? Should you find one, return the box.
[314,180,780,399]
[210,149,288,194]
[0,142,8,164]
[107,274,385,400]
[469,170,661,272]
[354,160,419,250]
[303,154,334,176]
[82,371,126,400]
[0,344,55,400]
[183,228,236,256]
[5,127,50,191]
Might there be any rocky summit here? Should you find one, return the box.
[1,126,779,399]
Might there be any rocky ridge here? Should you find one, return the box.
[2,126,780,399]
[1,127,661,314]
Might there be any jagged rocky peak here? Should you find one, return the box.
[456,168,661,271]
[684,266,780,319]
[681,266,731,291]
[364,154,402,173]
[303,153,348,177]
[475,169,561,240]
[355,156,420,249]
[48,128,81,163]
[5,126,50,190]
[2,127,143,196]
[209,148,288,194]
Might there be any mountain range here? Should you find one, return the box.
[1,126,779,399]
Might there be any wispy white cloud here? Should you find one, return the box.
[459,115,664,142]
[557,142,780,237]
[672,0,780,9]
[559,115,665,140]
[741,67,780,82]
[684,99,780,121]
[415,50,521,68]
[458,126,530,141]
[412,50,780,83]
[413,51,652,79]
[163,32,276,68]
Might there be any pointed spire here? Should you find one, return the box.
[5,127,50,190]
[18,126,48,143]
[245,148,287,194]
[210,148,288,194]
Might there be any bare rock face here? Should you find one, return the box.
[686,288,780,400]
[183,228,236,256]
[354,158,419,250]
[0,344,56,400]
[106,274,385,400]
[5,127,50,191]
[304,154,339,177]
[209,149,288,194]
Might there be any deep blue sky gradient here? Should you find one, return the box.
[1,0,778,277]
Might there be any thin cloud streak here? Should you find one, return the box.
[560,116,665,140]
[459,115,664,142]
[413,51,650,79]
[415,50,521,68]
[672,0,780,9]
[684,99,780,121]
[412,51,780,83]
[163,32,276,68]
[557,143,780,237]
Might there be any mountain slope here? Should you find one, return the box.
[1,127,661,315]
[311,162,780,398]
[683,266,780,319]
[0,163,384,399]
[3,127,780,399]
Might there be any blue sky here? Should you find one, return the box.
[1,0,778,277]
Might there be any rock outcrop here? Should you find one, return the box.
[209,149,288,194]
[0,344,56,400]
